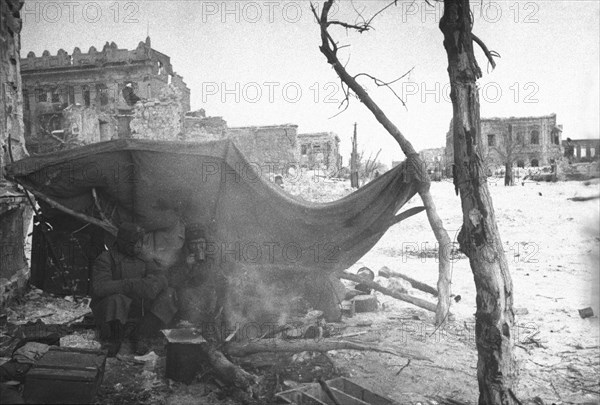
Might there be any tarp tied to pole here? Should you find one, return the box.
[7,139,422,274]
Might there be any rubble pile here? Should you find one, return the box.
[282,169,352,202]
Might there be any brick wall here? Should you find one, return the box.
[1,0,31,308]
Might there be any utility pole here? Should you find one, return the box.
[350,122,358,188]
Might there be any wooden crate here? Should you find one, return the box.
[276,377,395,405]
[23,346,107,404]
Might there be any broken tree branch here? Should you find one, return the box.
[224,338,431,361]
[379,267,439,297]
[354,69,414,108]
[21,185,117,235]
[388,206,426,227]
[336,271,437,313]
[472,33,499,70]
[91,188,110,223]
[312,0,452,325]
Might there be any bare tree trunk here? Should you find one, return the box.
[440,1,518,403]
[505,162,513,186]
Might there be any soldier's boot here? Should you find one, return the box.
[102,321,124,357]
[131,313,163,356]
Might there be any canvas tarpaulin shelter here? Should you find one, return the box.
[8,139,426,314]
[7,139,423,274]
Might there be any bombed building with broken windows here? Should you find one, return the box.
[19,37,190,154]
[418,147,446,180]
[445,114,564,170]
[297,132,342,171]
[562,138,600,163]
[19,38,344,176]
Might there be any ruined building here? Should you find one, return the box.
[20,39,341,176]
[418,147,446,180]
[183,109,300,172]
[1,0,31,306]
[297,132,342,171]
[445,114,564,169]
[20,37,190,154]
[562,138,599,162]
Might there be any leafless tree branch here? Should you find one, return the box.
[354,68,414,109]
[472,33,500,71]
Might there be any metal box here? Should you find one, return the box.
[161,328,208,384]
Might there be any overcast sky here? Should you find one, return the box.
[21,0,600,166]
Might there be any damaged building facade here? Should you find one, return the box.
[19,39,342,177]
[20,37,190,153]
[184,109,300,173]
[418,147,446,180]
[445,114,564,170]
[562,138,600,162]
[1,0,30,307]
[183,120,344,174]
[297,132,342,171]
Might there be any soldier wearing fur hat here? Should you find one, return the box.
[168,223,221,325]
[91,222,177,356]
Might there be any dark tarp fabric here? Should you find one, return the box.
[7,139,422,275]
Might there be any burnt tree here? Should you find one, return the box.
[440,0,517,403]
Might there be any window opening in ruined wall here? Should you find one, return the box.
[50,88,60,103]
[67,86,75,105]
[96,84,109,106]
[516,132,524,146]
[83,86,90,106]
[530,130,540,145]
[36,88,47,102]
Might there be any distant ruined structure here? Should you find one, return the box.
[297,132,342,171]
[19,39,343,176]
[183,109,300,172]
[445,114,564,170]
[562,138,600,162]
[418,147,446,180]
[20,37,190,153]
